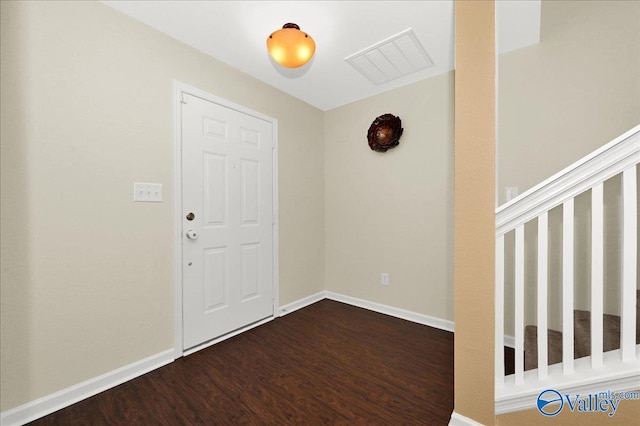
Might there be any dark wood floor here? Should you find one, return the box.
[29,300,510,425]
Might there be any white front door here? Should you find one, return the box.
[181,93,274,350]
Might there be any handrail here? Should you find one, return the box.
[495,124,640,415]
[496,124,640,237]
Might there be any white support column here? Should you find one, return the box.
[537,213,548,379]
[495,235,505,383]
[515,225,525,384]
[562,199,575,374]
[621,167,637,362]
[591,183,604,369]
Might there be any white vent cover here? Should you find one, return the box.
[345,28,433,85]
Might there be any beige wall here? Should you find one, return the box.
[497,1,640,424]
[324,0,640,339]
[323,72,454,320]
[2,0,638,419]
[499,0,640,204]
[0,0,324,411]
[499,0,640,336]
[453,1,495,424]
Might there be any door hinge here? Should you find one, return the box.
[180,93,189,104]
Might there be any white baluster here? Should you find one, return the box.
[493,127,640,410]
[495,235,505,383]
[562,199,575,374]
[591,183,604,368]
[621,167,637,362]
[537,213,548,379]
[515,225,525,384]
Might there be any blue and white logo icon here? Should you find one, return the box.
[537,389,564,416]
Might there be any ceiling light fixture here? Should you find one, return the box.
[267,23,316,68]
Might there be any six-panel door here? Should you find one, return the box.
[182,94,274,350]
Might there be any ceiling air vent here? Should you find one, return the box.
[345,28,433,85]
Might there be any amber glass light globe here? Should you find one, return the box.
[267,23,316,68]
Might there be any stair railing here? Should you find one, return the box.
[495,125,640,414]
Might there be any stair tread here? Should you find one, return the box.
[523,290,639,371]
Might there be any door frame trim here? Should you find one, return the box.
[172,81,279,358]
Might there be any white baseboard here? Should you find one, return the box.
[0,292,455,426]
[280,291,456,334]
[495,347,640,415]
[325,291,456,333]
[0,349,174,426]
[279,291,325,316]
[448,411,485,426]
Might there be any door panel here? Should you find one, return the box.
[204,153,227,226]
[241,243,261,301]
[203,247,227,312]
[241,159,260,224]
[182,94,274,350]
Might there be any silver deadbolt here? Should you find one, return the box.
[186,230,198,240]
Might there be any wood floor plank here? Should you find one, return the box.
[28,300,455,425]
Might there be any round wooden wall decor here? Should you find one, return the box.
[367,114,403,152]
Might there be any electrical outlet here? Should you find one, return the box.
[381,272,390,286]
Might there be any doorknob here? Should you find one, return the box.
[186,230,198,240]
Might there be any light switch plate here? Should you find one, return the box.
[134,183,163,202]
[505,186,519,202]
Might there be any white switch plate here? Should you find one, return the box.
[134,183,163,202]
[505,186,519,202]
[381,272,390,286]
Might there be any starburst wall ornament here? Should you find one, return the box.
[367,114,403,152]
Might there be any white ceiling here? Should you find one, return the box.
[101,1,540,111]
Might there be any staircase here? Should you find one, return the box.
[524,290,640,371]
[494,125,640,414]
